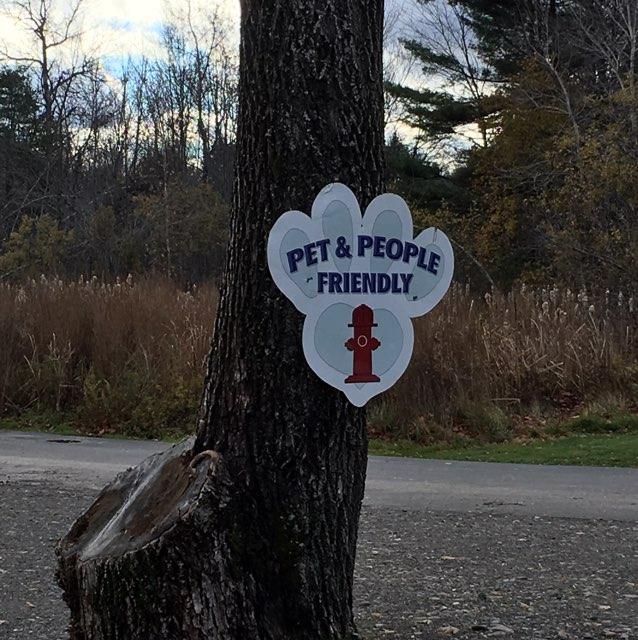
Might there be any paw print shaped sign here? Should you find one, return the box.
[267,183,454,406]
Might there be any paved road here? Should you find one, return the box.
[1,430,637,640]
[1,430,637,521]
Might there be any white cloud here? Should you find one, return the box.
[2,0,438,149]
[0,0,240,63]
[86,0,239,59]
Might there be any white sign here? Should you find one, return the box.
[267,183,454,406]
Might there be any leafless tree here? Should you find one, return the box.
[384,1,415,130]
[568,0,638,131]
[517,0,583,148]
[0,0,95,144]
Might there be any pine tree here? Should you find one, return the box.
[386,0,500,150]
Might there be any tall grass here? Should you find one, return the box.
[0,276,216,438]
[375,284,638,443]
[1,278,636,442]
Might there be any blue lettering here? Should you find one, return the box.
[373,236,386,257]
[386,238,403,260]
[351,272,361,293]
[377,273,391,293]
[362,273,376,293]
[318,272,328,293]
[358,235,373,256]
[316,271,417,294]
[428,252,441,275]
[287,248,304,273]
[328,272,342,293]
[417,246,428,270]
[400,273,413,293]
[304,243,318,266]
[316,238,330,262]
[403,242,419,263]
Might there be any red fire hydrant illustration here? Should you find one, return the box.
[345,304,381,383]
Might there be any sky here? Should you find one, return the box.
[0,0,242,62]
[0,0,466,154]
[0,0,407,63]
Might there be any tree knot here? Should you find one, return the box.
[189,449,221,474]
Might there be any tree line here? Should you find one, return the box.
[0,0,235,282]
[388,0,638,291]
[1,0,637,290]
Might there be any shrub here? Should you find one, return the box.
[0,215,74,278]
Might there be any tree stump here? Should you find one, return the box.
[57,436,365,639]
[56,440,259,639]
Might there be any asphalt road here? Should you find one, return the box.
[0,430,637,639]
[1,430,637,521]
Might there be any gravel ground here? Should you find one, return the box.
[0,479,636,640]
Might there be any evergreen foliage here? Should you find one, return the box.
[390,0,638,290]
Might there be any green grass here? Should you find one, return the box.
[559,412,638,434]
[3,408,638,468]
[369,434,638,468]
[0,412,180,442]
[369,406,638,467]
[0,412,79,437]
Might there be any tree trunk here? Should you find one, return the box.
[56,2,385,639]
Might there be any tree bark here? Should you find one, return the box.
[56,1,385,639]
